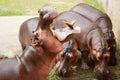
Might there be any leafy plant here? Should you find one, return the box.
[47,68,61,80]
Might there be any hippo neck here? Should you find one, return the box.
[42,27,63,54]
[21,46,54,79]
[38,19,50,30]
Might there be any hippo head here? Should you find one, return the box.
[92,43,110,80]
[38,6,58,25]
[94,53,110,80]
[31,6,59,46]
[55,39,78,77]
[31,27,51,47]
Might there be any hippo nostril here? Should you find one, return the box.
[105,69,110,75]
[62,68,67,74]
[34,33,39,37]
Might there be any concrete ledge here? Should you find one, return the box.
[0,16,37,58]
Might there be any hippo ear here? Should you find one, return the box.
[38,8,43,19]
[63,20,76,29]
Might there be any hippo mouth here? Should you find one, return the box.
[31,37,41,47]
[55,61,72,77]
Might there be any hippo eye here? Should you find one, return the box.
[40,12,43,16]
[52,27,56,30]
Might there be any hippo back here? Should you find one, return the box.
[19,17,39,50]
[51,11,95,43]
[70,3,117,66]
[70,3,116,41]
[70,3,104,22]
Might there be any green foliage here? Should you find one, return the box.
[0,9,24,16]
[47,68,60,80]
[0,0,104,15]
[84,0,104,12]
[86,73,96,80]
[71,66,78,72]
[78,69,96,80]
[0,0,81,16]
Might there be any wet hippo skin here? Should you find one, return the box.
[55,39,79,77]
[19,17,39,50]
[70,3,116,66]
[19,6,58,50]
[0,45,55,80]
[32,10,110,80]
[19,4,114,80]
[18,6,61,80]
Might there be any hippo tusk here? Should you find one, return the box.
[71,20,76,26]
[63,20,76,29]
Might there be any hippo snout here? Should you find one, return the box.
[55,61,71,77]
[95,65,110,80]
[55,67,71,77]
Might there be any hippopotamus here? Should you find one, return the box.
[0,45,58,80]
[55,39,79,77]
[50,4,116,78]
[19,4,111,80]
[38,6,58,26]
[19,6,58,50]
[30,8,110,80]
[19,17,39,50]
[49,11,110,80]
[70,3,116,66]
